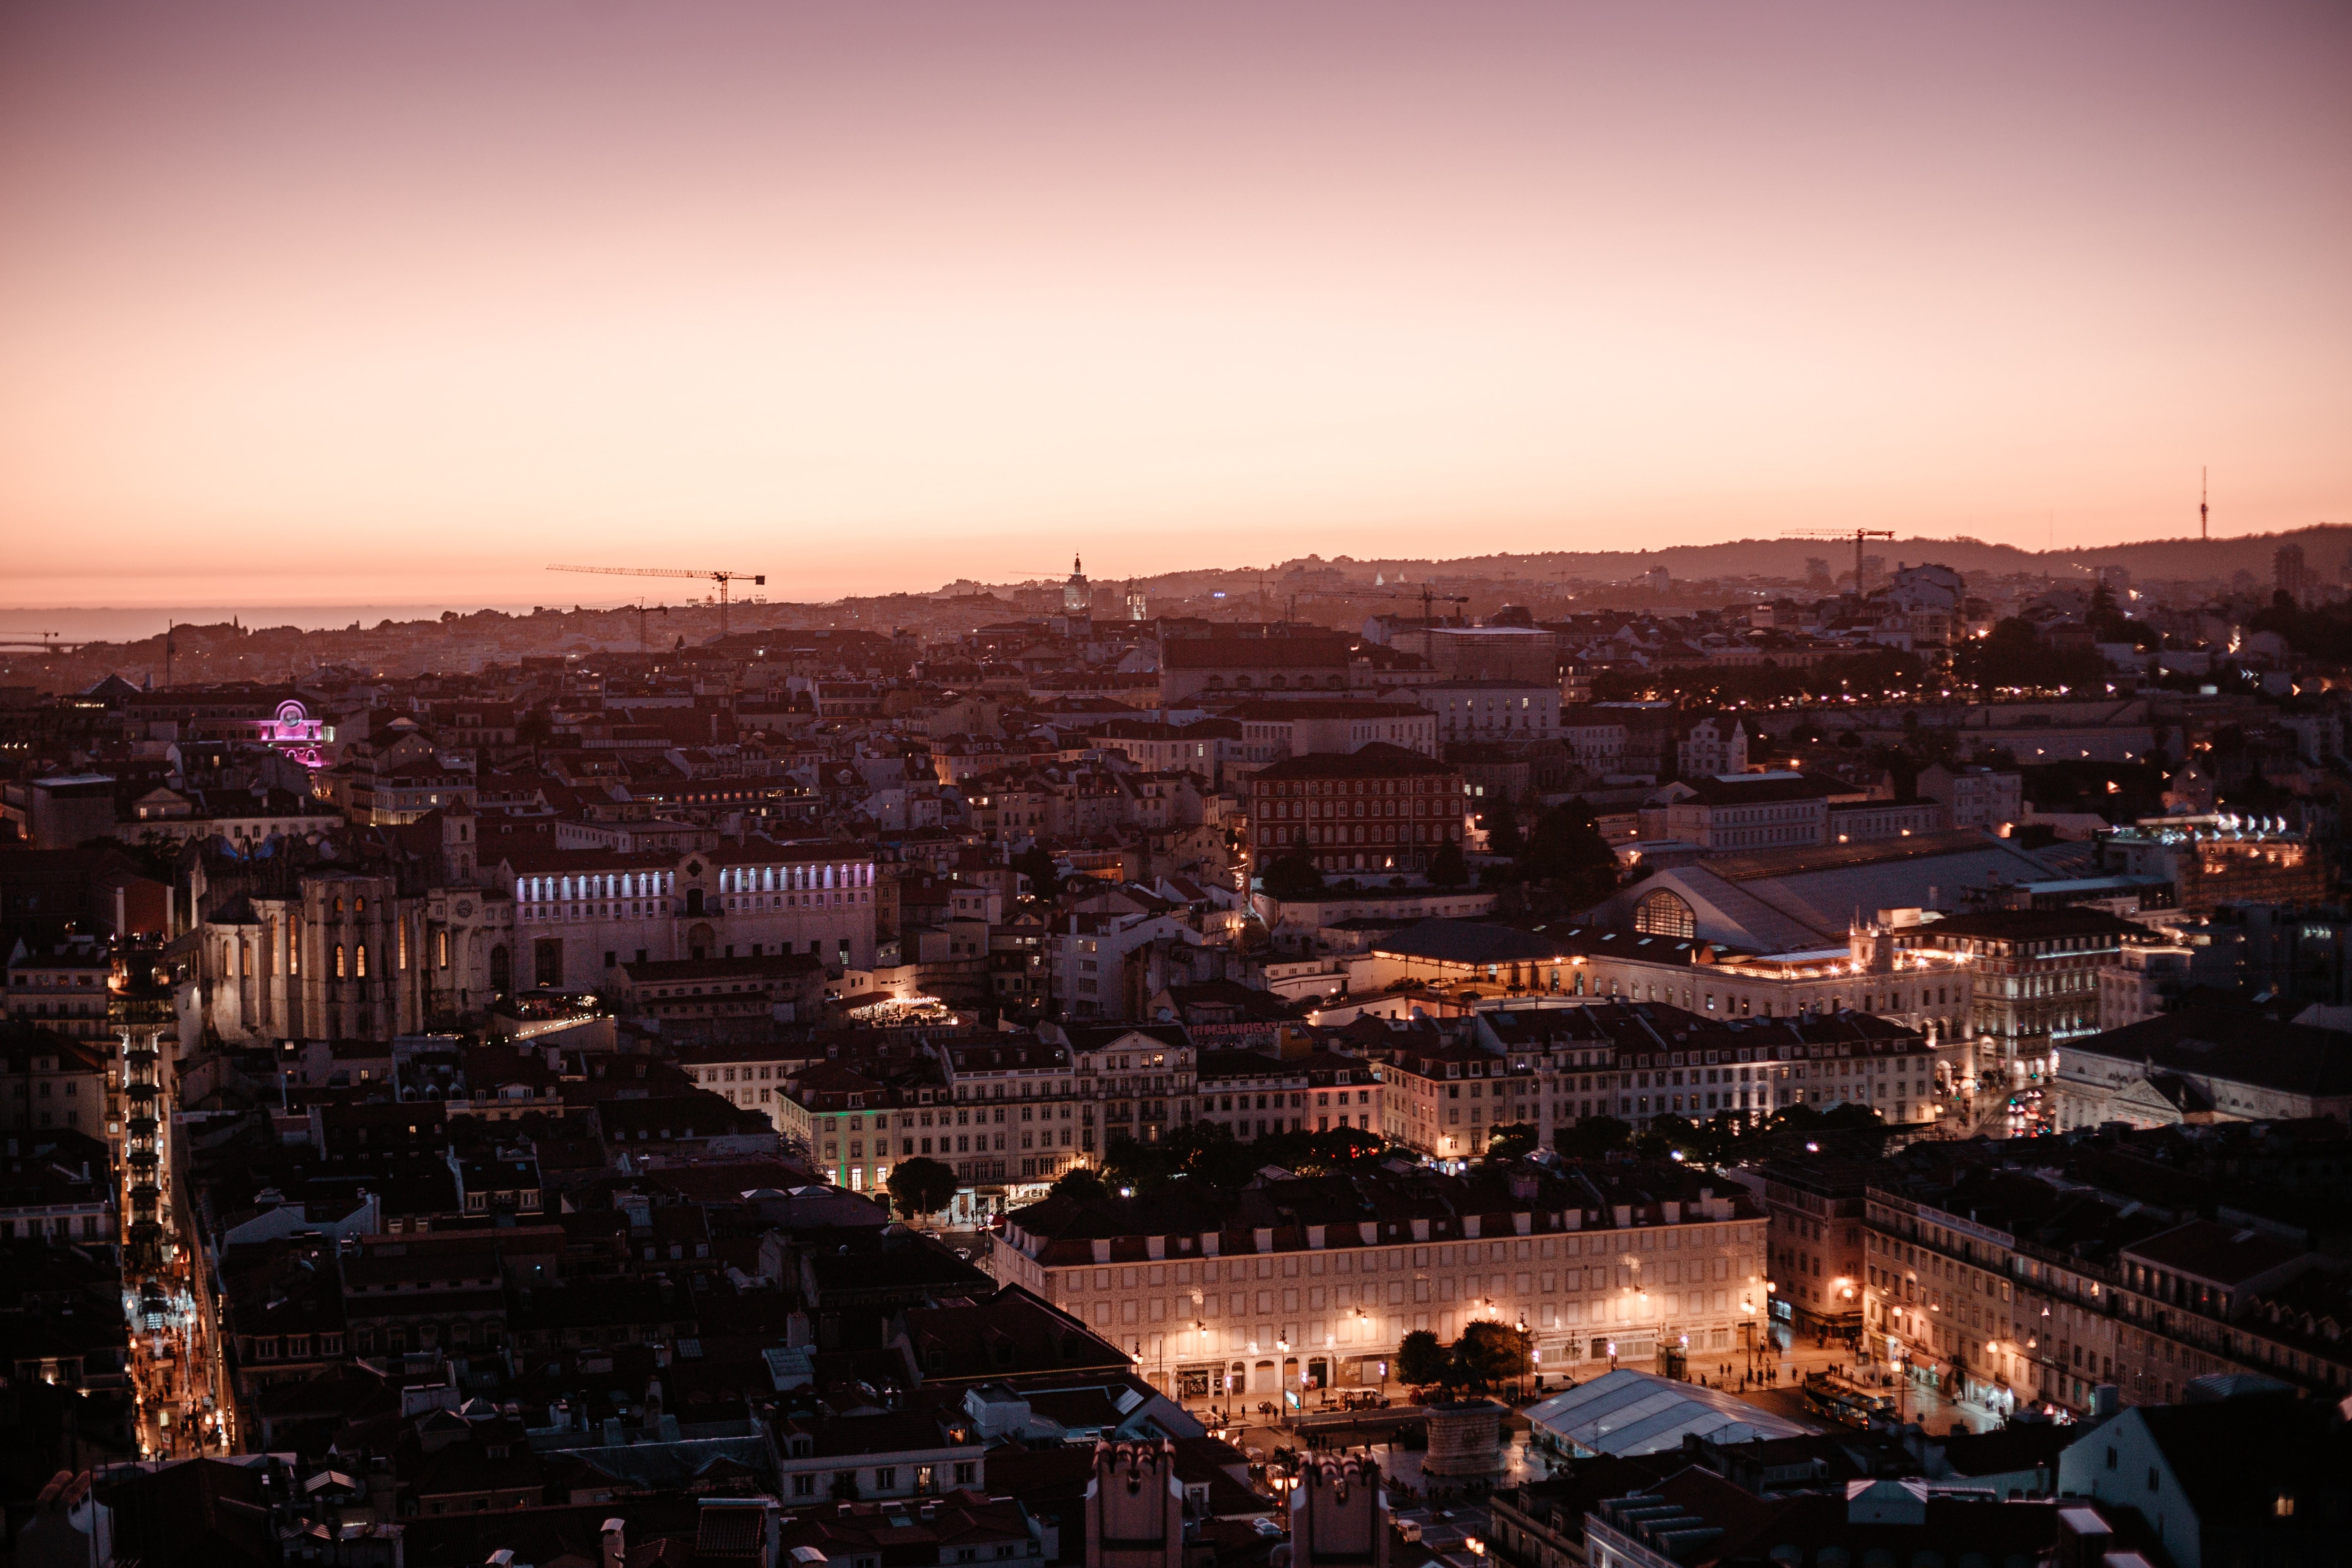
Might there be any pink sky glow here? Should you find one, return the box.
[1,0,2347,608]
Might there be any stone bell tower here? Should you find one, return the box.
[1085,1440,1184,1568]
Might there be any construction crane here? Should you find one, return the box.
[619,600,670,654]
[1783,528,1896,596]
[548,564,765,641]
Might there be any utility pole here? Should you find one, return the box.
[2201,466,2209,540]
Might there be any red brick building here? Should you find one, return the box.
[1247,742,1468,877]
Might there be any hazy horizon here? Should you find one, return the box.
[4,0,2347,611]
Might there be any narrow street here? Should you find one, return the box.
[121,1085,230,1461]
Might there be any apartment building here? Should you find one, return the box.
[1918,764,2022,832]
[675,1037,831,1125]
[1862,1165,2352,1420]
[1756,1157,1874,1336]
[1414,681,1562,745]
[988,1160,1766,1400]
[3,936,114,1042]
[616,951,829,1034]
[781,1056,975,1205]
[1560,715,1629,776]
[1916,907,2149,1117]
[1194,1044,1381,1142]
[1224,701,1440,767]
[1246,743,1469,879]
[1361,1003,1956,1156]
[1644,773,1836,853]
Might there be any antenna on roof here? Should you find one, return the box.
[2200,466,2209,541]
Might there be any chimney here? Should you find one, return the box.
[602,1519,626,1568]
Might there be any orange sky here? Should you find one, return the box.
[2,0,2347,609]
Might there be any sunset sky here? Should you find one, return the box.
[2,0,2347,610]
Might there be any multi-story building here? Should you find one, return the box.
[1918,764,2022,832]
[1756,1157,1873,1337]
[1826,798,1948,845]
[2051,1007,2352,1131]
[499,837,876,992]
[1862,1161,2352,1420]
[1224,701,1439,767]
[1370,914,1976,1060]
[2099,815,2327,912]
[1047,907,1200,1021]
[675,1036,831,1128]
[1675,716,1749,778]
[1040,1022,1198,1154]
[1246,743,1468,880]
[614,952,829,1035]
[1643,773,1836,854]
[1193,1043,1380,1143]
[1414,682,1562,746]
[1159,632,1355,706]
[1916,907,2150,1130]
[1560,713,1629,776]
[2094,920,2241,1031]
[4,936,114,1042]
[989,1160,1766,1401]
[923,1032,1081,1198]
[1367,1001,1951,1158]
[0,1024,112,1144]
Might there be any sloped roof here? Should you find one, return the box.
[1526,1368,1815,1456]
[1372,919,1565,965]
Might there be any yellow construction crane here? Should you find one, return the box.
[1783,528,1896,595]
[548,564,765,641]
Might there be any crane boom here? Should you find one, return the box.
[547,564,765,640]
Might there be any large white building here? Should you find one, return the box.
[988,1161,1767,1402]
[499,838,876,992]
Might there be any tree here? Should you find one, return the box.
[1262,848,1327,901]
[1428,839,1468,888]
[1454,1320,1533,1395]
[1254,1124,1387,1176]
[1483,804,1525,859]
[1952,616,2106,694]
[885,1157,958,1223]
[1485,1122,1539,1161]
[1010,843,1061,899]
[1049,1166,1110,1204]
[1518,797,1619,908]
[1397,1328,1453,1390]
[1558,1114,1631,1160]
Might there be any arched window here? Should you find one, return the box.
[1634,890,1696,940]
[355,944,369,978]
[334,944,346,979]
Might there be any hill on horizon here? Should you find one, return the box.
[959,523,2352,598]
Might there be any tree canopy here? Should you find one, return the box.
[1485,1122,1539,1161]
[1517,797,1620,908]
[1454,1320,1533,1393]
[1396,1328,1452,1390]
[1262,846,1327,901]
[885,1157,959,1222]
